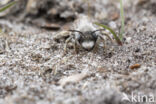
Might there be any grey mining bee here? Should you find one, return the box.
[54,15,113,53]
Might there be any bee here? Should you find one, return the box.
[54,15,113,53]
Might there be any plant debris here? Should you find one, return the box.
[130,64,141,70]
[58,72,88,87]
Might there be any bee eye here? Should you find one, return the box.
[92,33,98,39]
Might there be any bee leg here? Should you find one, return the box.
[64,36,72,54]
[92,41,99,53]
[101,32,114,43]
[99,35,107,53]
[74,40,79,54]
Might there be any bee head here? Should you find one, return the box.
[69,30,99,51]
[79,31,98,51]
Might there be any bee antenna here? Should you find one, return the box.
[68,30,84,35]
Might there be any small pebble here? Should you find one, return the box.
[125,37,132,43]
[109,21,117,29]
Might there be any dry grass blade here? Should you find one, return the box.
[0,1,16,12]
[119,0,125,40]
[95,23,122,45]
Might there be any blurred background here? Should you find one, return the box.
[0,0,155,104]
[0,0,155,30]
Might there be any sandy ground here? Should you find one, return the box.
[0,0,156,104]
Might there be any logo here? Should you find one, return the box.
[122,92,155,103]
[122,93,130,102]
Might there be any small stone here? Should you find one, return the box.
[111,12,119,20]
[135,48,140,53]
[97,67,108,73]
[142,17,149,23]
[125,37,132,43]
[109,21,117,29]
